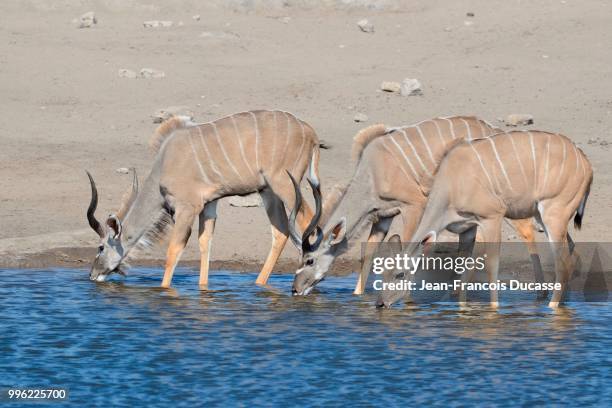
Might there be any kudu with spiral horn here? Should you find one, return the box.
[86,169,139,281]
[85,111,325,287]
[288,171,347,295]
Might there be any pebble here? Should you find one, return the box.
[504,114,534,126]
[357,19,374,33]
[353,113,368,122]
[118,69,137,79]
[143,20,173,28]
[139,68,166,79]
[380,81,401,93]
[200,31,240,40]
[400,78,423,96]
[278,16,291,24]
[228,194,262,208]
[115,167,130,174]
[192,15,201,21]
[78,11,97,28]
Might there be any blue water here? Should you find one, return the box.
[0,268,611,407]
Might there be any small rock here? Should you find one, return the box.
[200,31,240,40]
[139,68,165,79]
[466,12,475,17]
[116,167,130,174]
[78,11,97,28]
[228,194,262,208]
[192,15,201,21]
[143,20,173,28]
[400,78,423,96]
[278,16,291,24]
[380,81,401,93]
[357,19,374,33]
[504,114,534,127]
[353,113,368,122]
[151,106,194,123]
[118,69,137,79]
[464,20,474,27]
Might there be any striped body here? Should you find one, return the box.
[159,110,320,201]
[361,116,499,207]
[437,131,592,222]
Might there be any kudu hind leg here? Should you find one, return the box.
[198,201,218,289]
[354,217,393,295]
[539,206,573,308]
[162,203,198,288]
[255,189,290,286]
[511,218,548,300]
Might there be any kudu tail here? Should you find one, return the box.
[574,174,592,230]
[149,115,198,153]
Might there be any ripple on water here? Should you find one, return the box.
[0,268,610,406]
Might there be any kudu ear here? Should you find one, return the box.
[387,234,403,253]
[328,217,347,246]
[106,214,122,239]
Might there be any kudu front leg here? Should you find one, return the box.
[161,204,198,288]
[354,217,393,295]
[476,218,503,308]
[511,218,548,300]
[256,189,290,286]
[198,201,218,289]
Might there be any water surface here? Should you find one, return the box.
[0,269,610,406]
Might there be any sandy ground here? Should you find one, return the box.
[1,0,611,272]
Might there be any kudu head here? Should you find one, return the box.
[85,170,138,282]
[287,172,347,295]
[376,233,436,308]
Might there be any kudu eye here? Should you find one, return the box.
[98,245,104,253]
[395,272,405,279]
[305,258,314,266]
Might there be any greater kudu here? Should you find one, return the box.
[86,110,324,288]
[377,130,592,308]
[288,116,544,296]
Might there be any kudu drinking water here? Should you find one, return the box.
[85,110,325,288]
[289,116,544,296]
[377,130,592,308]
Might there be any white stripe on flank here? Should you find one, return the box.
[470,144,495,191]
[249,112,260,169]
[509,134,528,185]
[294,117,307,172]
[542,133,551,192]
[383,139,416,180]
[230,115,255,177]
[271,111,278,170]
[488,138,514,191]
[572,143,580,180]
[197,126,223,180]
[528,131,537,188]
[461,118,473,141]
[211,123,243,182]
[432,119,446,145]
[573,143,585,178]
[558,136,567,187]
[388,136,419,179]
[415,124,436,165]
[282,112,292,165]
[445,118,456,139]
[188,132,211,184]
[400,129,431,176]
